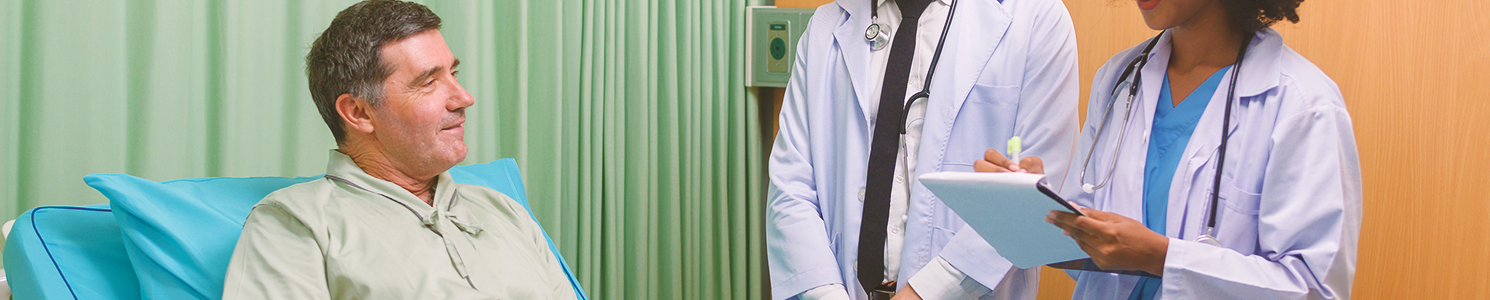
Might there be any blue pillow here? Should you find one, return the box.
[3,204,142,300]
[86,175,318,299]
[85,158,586,300]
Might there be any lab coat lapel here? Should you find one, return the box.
[917,0,1011,175]
[1234,29,1283,100]
[1175,31,1285,186]
[1110,32,1169,222]
[1169,72,1241,239]
[1168,31,1283,238]
[833,0,876,124]
[936,0,1010,127]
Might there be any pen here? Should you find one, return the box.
[1007,136,1022,169]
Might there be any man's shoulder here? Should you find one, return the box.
[254,178,338,216]
[452,183,527,213]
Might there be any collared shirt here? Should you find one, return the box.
[223,150,576,300]
[801,0,963,298]
[869,0,952,284]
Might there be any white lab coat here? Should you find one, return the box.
[1056,29,1361,299]
[765,0,1080,298]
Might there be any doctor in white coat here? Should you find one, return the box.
[982,0,1362,298]
[766,0,1079,299]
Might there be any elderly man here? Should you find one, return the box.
[222,1,576,299]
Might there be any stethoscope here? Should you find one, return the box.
[863,0,958,133]
[1075,31,1253,246]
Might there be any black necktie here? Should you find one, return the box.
[857,0,934,295]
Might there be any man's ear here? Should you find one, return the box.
[335,94,375,134]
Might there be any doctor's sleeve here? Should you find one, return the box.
[1161,103,1362,299]
[1009,0,1080,180]
[928,0,1081,294]
[222,202,331,300]
[766,21,848,300]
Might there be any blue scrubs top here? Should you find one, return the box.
[1129,65,1232,300]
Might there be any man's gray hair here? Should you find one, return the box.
[306,0,441,144]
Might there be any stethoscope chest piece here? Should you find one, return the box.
[865,21,890,51]
[1196,226,1222,246]
[1195,235,1221,246]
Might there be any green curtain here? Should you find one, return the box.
[0,0,767,298]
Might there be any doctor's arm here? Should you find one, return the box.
[905,0,1082,298]
[766,24,850,300]
[1157,105,1362,299]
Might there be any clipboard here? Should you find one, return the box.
[918,172,1089,268]
[1046,259,1160,278]
[919,172,1160,277]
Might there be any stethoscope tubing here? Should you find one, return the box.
[1079,31,1253,246]
[1078,33,1163,193]
[863,0,960,134]
[1077,88,1135,193]
[900,0,958,133]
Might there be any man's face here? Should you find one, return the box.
[370,30,474,178]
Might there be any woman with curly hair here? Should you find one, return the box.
[975,0,1361,298]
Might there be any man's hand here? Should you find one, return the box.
[890,284,921,300]
[974,149,1044,174]
[1046,207,1169,276]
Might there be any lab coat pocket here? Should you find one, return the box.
[945,83,1021,166]
[964,83,1021,120]
[1218,179,1262,216]
[1212,178,1262,250]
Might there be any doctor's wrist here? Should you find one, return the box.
[1141,236,1170,276]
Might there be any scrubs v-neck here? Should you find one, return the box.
[1129,65,1231,300]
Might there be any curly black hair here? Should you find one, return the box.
[1221,0,1303,32]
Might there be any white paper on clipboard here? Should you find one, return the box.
[919,171,1089,269]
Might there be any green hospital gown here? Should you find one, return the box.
[223,151,576,300]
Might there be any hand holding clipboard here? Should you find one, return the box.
[925,144,1159,277]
